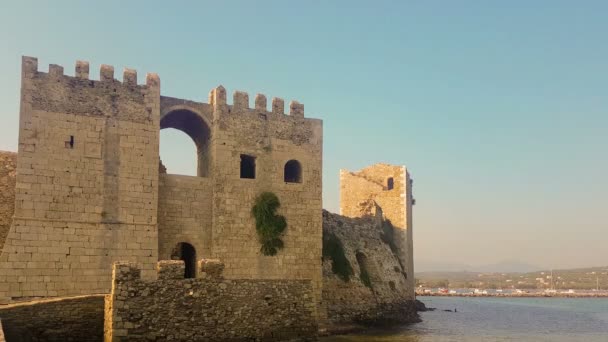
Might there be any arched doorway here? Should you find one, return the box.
[160,109,211,177]
[171,242,197,278]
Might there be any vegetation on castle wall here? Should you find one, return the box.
[251,192,287,256]
[322,232,353,282]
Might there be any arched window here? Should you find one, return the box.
[240,155,256,179]
[171,242,197,278]
[387,177,394,190]
[284,160,302,183]
[160,109,211,177]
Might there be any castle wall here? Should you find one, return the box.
[208,88,324,314]
[105,261,318,341]
[0,294,105,341]
[157,174,213,260]
[340,164,415,298]
[0,151,17,249]
[0,57,160,302]
[322,210,418,327]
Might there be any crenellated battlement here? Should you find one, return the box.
[112,259,225,283]
[21,56,159,89]
[206,84,307,119]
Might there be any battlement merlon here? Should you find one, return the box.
[20,56,160,91]
[157,260,185,280]
[112,262,141,283]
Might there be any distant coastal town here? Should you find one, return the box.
[416,265,608,298]
[417,288,608,298]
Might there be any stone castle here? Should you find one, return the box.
[0,56,416,341]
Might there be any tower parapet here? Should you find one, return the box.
[20,56,158,89]
[205,85,309,121]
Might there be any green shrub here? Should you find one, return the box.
[322,232,353,282]
[251,192,287,256]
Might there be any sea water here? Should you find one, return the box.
[321,296,608,341]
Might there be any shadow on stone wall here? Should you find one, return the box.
[0,295,105,342]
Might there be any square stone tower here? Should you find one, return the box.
[0,57,161,302]
[339,164,414,298]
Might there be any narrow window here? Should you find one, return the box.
[284,160,302,183]
[65,135,74,149]
[387,177,394,190]
[240,154,256,179]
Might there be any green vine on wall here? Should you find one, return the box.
[251,192,287,256]
[322,232,353,282]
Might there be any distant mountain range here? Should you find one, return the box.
[416,259,542,273]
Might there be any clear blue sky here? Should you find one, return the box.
[1,1,607,270]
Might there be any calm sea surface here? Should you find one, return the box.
[321,296,608,341]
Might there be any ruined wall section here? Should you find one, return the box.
[208,87,323,314]
[0,57,160,302]
[340,164,414,299]
[105,260,318,341]
[157,174,213,260]
[0,151,17,249]
[0,294,105,341]
[322,210,418,327]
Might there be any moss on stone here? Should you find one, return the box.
[251,192,286,256]
[322,232,353,282]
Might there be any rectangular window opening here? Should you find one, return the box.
[240,154,256,179]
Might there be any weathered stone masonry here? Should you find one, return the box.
[0,152,17,249]
[0,58,160,302]
[0,57,323,314]
[340,164,415,299]
[322,210,418,327]
[105,260,317,341]
[0,294,105,341]
[0,56,418,339]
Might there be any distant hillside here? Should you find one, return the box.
[416,265,608,290]
[416,259,541,273]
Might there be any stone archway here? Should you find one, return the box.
[170,242,197,278]
[160,108,211,177]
